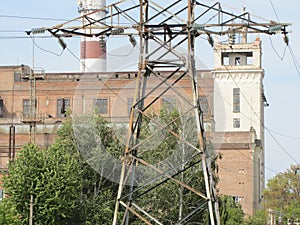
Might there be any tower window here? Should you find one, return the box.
[233,88,240,113]
[94,98,108,114]
[233,118,240,128]
[221,53,229,66]
[235,57,241,65]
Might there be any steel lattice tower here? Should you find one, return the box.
[29,1,290,224]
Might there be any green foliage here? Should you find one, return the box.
[3,143,83,225]
[263,165,300,222]
[0,199,21,225]
[2,115,124,224]
[55,115,122,224]
[128,107,220,224]
[243,210,267,225]
[219,196,245,225]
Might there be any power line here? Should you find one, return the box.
[269,0,280,22]
[268,36,287,61]
[266,127,300,165]
[0,36,55,40]
[30,36,65,57]
[0,14,69,22]
[266,0,300,77]
[268,129,300,140]
[288,45,300,77]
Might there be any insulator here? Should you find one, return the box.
[31,27,46,34]
[228,33,236,45]
[269,24,282,33]
[57,37,67,50]
[193,23,205,31]
[283,34,289,46]
[207,34,214,47]
[129,35,137,47]
[111,28,125,35]
[99,36,106,49]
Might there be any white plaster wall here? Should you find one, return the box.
[213,71,264,140]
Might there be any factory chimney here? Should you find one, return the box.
[78,0,106,72]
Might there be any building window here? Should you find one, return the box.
[94,98,108,114]
[221,53,229,66]
[0,100,4,118]
[127,98,133,116]
[233,88,240,113]
[233,196,239,203]
[247,53,253,65]
[199,96,209,114]
[57,98,70,118]
[235,57,241,65]
[162,97,175,112]
[233,118,240,128]
[238,169,245,174]
[23,99,30,118]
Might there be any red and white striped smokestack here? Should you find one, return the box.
[78,0,106,72]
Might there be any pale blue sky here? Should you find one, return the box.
[0,0,299,181]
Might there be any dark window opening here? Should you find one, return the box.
[0,100,4,118]
[57,98,70,118]
[235,57,241,65]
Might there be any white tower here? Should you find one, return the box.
[213,36,264,142]
[213,36,266,214]
[78,0,106,72]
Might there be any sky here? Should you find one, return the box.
[0,0,299,182]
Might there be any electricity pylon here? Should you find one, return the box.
[29,1,290,224]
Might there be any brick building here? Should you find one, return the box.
[0,38,266,216]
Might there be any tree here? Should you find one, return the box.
[3,143,83,225]
[0,199,21,225]
[127,107,221,224]
[263,165,300,223]
[2,115,124,225]
[218,196,245,225]
[243,210,267,225]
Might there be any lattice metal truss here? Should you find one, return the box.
[30,1,290,224]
